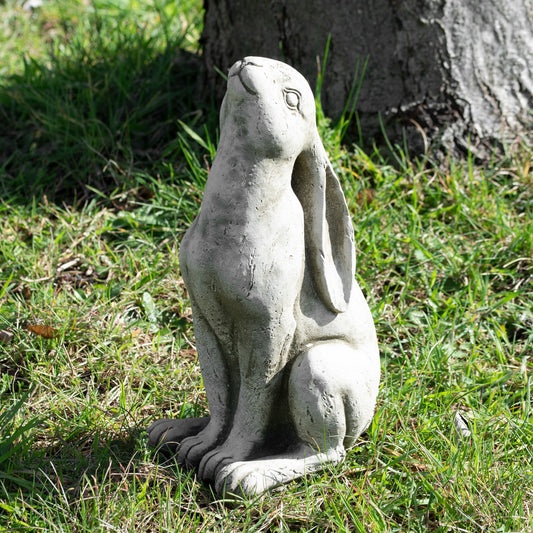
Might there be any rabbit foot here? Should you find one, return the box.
[214,445,346,497]
[215,462,279,498]
[147,417,209,454]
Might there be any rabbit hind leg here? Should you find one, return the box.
[288,340,379,453]
[212,341,378,497]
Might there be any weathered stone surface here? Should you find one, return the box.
[148,57,380,497]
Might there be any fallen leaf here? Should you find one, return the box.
[356,188,375,206]
[27,324,57,339]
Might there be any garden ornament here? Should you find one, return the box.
[147,57,380,497]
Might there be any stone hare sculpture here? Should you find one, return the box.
[147,56,380,497]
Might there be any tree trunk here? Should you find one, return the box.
[201,0,533,158]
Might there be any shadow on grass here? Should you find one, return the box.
[0,22,216,207]
[1,421,218,516]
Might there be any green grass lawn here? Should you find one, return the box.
[1,1,532,531]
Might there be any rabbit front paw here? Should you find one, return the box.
[146,417,209,454]
[177,422,224,469]
[198,436,258,482]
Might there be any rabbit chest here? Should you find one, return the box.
[179,185,306,315]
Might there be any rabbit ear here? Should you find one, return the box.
[292,137,355,313]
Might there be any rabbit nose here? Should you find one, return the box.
[228,60,245,77]
[241,57,264,68]
[228,58,263,78]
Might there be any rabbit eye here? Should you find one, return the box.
[284,90,300,110]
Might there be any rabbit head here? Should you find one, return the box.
[221,57,355,313]
[220,57,317,159]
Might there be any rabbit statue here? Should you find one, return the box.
[147,57,380,497]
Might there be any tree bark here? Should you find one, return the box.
[201,0,533,158]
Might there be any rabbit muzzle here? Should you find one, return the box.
[228,58,264,96]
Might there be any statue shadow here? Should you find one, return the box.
[0,25,217,208]
[2,422,220,508]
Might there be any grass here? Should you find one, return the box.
[0,1,532,531]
